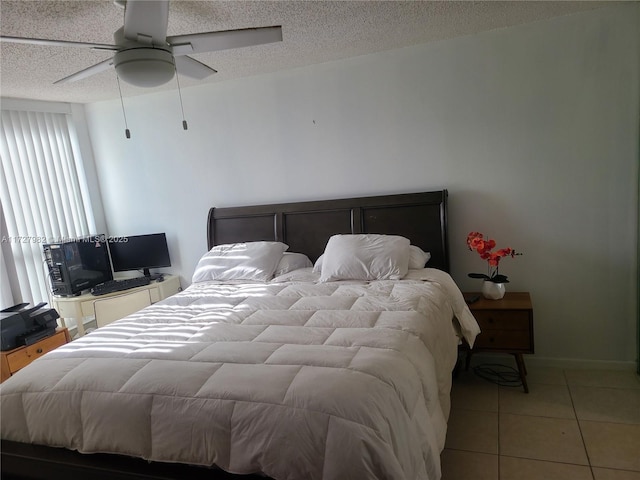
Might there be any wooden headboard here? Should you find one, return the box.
[207,190,450,272]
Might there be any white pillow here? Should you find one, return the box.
[274,252,313,277]
[192,241,288,283]
[271,267,318,283]
[319,234,410,282]
[312,254,324,273]
[409,245,431,269]
[315,245,429,271]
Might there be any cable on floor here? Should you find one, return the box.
[473,363,523,387]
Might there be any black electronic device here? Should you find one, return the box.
[108,233,171,278]
[44,235,114,296]
[0,302,60,351]
[91,276,151,296]
[465,294,481,304]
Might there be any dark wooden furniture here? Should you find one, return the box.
[464,292,534,392]
[2,190,449,480]
[0,328,70,383]
[208,190,450,271]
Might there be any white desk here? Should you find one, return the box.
[51,275,181,336]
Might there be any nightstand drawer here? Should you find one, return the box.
[5,330,68,374]
[474,329,532,351]
[473,310,530,330]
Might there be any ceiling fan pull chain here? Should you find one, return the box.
[116,75,131,139]
[174,64,188,131]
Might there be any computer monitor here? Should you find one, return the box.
[108,233,171,278]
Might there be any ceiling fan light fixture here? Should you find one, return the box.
[114,48,175,88]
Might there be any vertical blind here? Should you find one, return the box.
[0,109,96,307]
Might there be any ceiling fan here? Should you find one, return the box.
[0,0,283,88]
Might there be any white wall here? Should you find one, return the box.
[84,4,639,366]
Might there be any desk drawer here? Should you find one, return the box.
[473,310,530,330]
[6,330,68,373]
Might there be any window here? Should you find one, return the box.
[0,107,97,307]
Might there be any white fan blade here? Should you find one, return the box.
[0,35,118,51]
[54,58,114,84]
[123,0,170,45]
[175,56,217,79]
[168,26,282,56]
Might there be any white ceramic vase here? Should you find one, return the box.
[482,280,506,300]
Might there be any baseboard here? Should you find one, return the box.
[468,352,638,372]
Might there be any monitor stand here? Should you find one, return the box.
[144,269,164,281]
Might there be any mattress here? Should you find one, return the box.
[0,268,479,480]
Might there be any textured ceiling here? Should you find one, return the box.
[0,1,608,104]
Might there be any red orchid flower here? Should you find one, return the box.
[467,232,521,283]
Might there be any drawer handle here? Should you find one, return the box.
[489,337,495,343]
[488,317,495,324]
[36,348,43,354]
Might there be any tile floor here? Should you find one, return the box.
[442,358,640,480]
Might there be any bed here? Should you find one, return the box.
[0,190,480,480]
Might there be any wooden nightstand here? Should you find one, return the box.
[464,292,534,392]
[0,328,71,382]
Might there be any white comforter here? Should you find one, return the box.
[1,269,479,480]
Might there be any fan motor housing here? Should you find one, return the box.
[114,48,175,87]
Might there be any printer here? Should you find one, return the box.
[0,302,60,351]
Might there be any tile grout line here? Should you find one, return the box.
[563,369,596,480]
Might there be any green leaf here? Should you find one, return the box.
[468,273,490,280]
[489,274,510,283]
